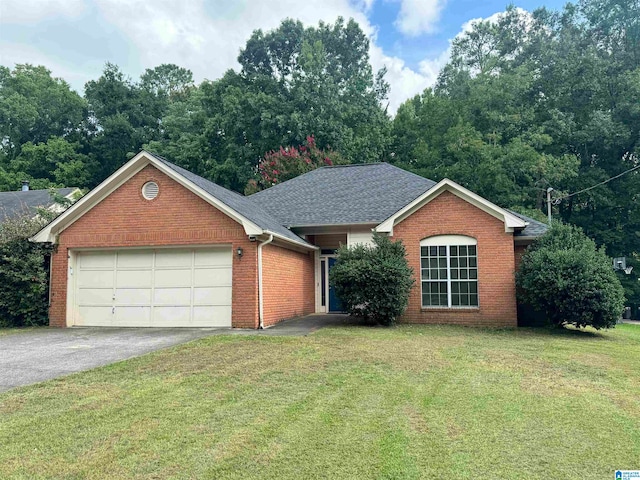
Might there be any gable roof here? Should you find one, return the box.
[508,210,548,238]
[0,188,78,221]
[249,163,437,227]
[31,151,314,250]
[376,178,527,235]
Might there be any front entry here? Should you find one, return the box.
[328,257,343,312]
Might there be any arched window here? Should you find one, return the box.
[420,235,478,308]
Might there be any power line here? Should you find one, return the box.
[551,163,640,203]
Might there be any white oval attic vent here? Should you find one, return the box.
[142,181,159,200]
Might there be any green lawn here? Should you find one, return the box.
[1,324,639,479]
[0,326,42,336]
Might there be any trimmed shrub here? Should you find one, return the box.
[516,222,625,329]
[0,213,53,327]
[330,234,414,326]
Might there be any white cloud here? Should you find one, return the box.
[393,0,445,36]
[0,0,86,23]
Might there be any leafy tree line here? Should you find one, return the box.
[0,1,637,304]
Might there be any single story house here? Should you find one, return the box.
[0,184,80,222]
[32,150,547,329]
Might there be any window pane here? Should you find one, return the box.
[459,246,467,256]
[452,282,459,294]
[451,269,458,279]
[460,257,467,267]
[421,258,429,269]
[470,282,477,294]
[461,295,469,306]
[450,246,457,256]
[460,282,469,294]
[452,295,460,306]
[439,268,447,279]
[439,257,447,268]
[429,246,437,256]
[470,294,478,306]
[450,257,458,268]
[438,246,446,256]
[421,247,429,257]
[469,269,477,279]
[421,269,429,280]
[422,292,430,306]
[440,294,448,305]
[430,258,438,269]
[468,245,476,256]
[460,269,468,280]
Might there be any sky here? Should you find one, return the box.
[0,0,566,112]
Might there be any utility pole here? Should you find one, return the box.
[547,187,553,225]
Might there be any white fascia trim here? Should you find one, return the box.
[264,230,318,251]
[31,151,264,243]
[376,178,527,235]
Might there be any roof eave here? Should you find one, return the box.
[376,178,527,236]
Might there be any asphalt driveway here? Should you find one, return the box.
[0,314,350,393]
[0,328,223,393]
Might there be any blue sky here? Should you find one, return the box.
[0,0,567,111]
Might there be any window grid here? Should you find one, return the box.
[421,244,478,308]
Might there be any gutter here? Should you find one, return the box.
[257,234,274,329]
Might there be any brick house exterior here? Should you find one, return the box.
[33,151,546,329]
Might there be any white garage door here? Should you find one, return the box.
[73,247,232,327]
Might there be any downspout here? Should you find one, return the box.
[257,234,274,329]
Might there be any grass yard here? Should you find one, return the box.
[0,326,41,337]
[1,324,639,479]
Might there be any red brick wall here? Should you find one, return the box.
[514,244,528,271]
[49,164,259,328]
[261,244,315,327]
[392,191,517,327]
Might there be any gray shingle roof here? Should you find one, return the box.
[146,152,311,247]
[508,210,549,237]
[248,163,437,227]
[0,188,77,221]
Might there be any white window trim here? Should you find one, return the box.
[420,235,479,309]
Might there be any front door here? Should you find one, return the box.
[328,257,343,312]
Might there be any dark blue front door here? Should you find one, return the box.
[328,257,343,312]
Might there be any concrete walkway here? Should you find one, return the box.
[0,314,347,393]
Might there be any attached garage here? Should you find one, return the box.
[70,247,232,327]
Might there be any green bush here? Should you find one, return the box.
[516,222,625,329]
[330,234,414,326]
[0,213,53,327]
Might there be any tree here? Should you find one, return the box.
[516,223,625,329]
[330,235,414,326]
[244,135,344,194]
[0,213,53,327]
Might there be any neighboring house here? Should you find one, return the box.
[32,150,547,329]
[0,184,81,222]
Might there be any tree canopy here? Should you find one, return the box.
[0,4,637,305]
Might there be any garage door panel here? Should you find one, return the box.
[195,249,232,267]
[155,269,192,288]
[115,288,152,306]
[77,288,112,306]
[154,306,191,326]
[154,287,191,306]
[193,306,232,327]
[114,306,151,326]
[74,248,232,327]
[78,270,114,288]
[194,268,232,287]
[79,252,114,269]
[155,250,192,267]
[78,306,113,326]
[117,250,153,269]
[194,286,232,305]
[116,269,152,288]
